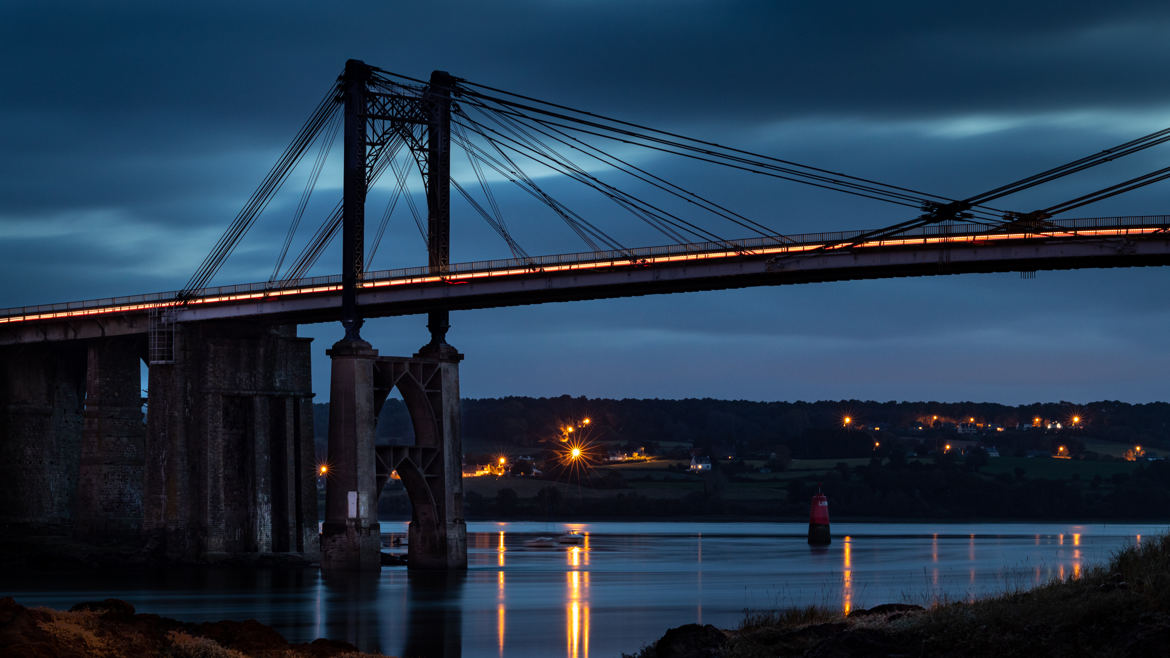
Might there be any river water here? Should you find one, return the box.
[4,521,1163,657]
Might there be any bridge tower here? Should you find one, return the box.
[321,60,466,570]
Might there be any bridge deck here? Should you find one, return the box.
[1,215,1167,344]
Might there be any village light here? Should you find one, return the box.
[843,416,852,427]
[318,464,328,476]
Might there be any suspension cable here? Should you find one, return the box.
[452,121,624,251]
[270,109,342,284]
[460,109,728,245]
[180,79,340,299]
[456,79,977,208]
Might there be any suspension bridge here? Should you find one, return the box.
[1,60,1168,570]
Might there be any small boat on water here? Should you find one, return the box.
[524,536,556,548]
[557,532,584,545]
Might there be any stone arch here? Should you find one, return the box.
[372,355,466,569]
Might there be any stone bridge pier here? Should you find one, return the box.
[144,321,319,562]
[321,337,466,571]
[77,336,148,541]
[0,337,148,540]
[0,342,87,533]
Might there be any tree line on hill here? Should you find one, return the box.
[314,396,1170,520]
[375,453,1170,521]
[313,396,1170,461]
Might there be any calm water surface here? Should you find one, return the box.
[4,521,1163,657]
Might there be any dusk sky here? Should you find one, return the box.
[2,1,1170,404]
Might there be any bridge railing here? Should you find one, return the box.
[358,214,1170,283]
[2,214,1167,321]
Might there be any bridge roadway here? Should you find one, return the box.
[2,215,1168,345]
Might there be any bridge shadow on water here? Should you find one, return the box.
[320,569,465,657]
[319,570,381,653]
[404,571,466,658]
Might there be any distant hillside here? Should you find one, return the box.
[312,396,1170,459]
[311,397,1170,521]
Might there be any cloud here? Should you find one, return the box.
[3,0,1170,403]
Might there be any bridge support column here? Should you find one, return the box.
[321,338,382,570]
[374,343,466,570]
[0,344,86,532]
[144,322,318,562]
[76,336,146,541]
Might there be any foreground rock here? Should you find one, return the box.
[630,534,1170,657]
[0,597,385,657]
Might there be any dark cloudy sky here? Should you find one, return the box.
[2,1,1170,404]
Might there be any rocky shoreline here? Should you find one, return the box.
[629,534,1170,657]
[0,597,384,657]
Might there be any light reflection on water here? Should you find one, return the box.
[842,535,852,615]
[2,521,1163,657]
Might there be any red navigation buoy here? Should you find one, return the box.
[808,486,831,546]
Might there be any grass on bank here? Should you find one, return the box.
[632,533,1170,657]
[0,597,381,658]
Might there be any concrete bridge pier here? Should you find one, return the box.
[374,337,467,570]
[0,343,86,532]
[320,338,383,571]
[77,336,147,541]
[322,336,467,570]
[143,321,319,562]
